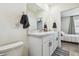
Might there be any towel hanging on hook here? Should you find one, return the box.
[20,12,30,29]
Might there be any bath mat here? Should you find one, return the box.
[52,47,69,56]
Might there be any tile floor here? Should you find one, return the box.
[61,41,79,56]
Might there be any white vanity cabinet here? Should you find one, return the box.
[43,41,49,56]
[28,31,59,56]
[48,35,58,55]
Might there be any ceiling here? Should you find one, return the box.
[48,3,79,12]
[27,3,79,13]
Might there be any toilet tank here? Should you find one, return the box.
[0,41,24,56]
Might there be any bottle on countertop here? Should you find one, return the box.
[44,22,48,32]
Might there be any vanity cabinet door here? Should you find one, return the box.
[49,35,54,56]
[53,34,58,52]
[43,41,49,56]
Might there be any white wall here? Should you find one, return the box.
[50,3,79,31]
[27,3,79,32]
[61,17,70,33]
[28,3,61,31]
[62,7,79,17]
[50,6,61,31]
[27,3,52,31]
[37,10,50,30]
[37,4,55,31]
[27,8,37,31]
[0,3,28,56]
[50,4,79,31]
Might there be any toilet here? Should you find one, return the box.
[0,41,24,56]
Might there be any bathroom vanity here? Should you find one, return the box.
[28,31,59,56]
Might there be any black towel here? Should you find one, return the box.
[20,14,30,29]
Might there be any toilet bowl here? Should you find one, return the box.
[0,41,24,56]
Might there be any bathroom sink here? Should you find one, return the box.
[28,31,58,37]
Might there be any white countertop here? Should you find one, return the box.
[28,31,58,37]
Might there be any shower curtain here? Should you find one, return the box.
[68,16,75,34]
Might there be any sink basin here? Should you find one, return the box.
[28,31,58,37]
